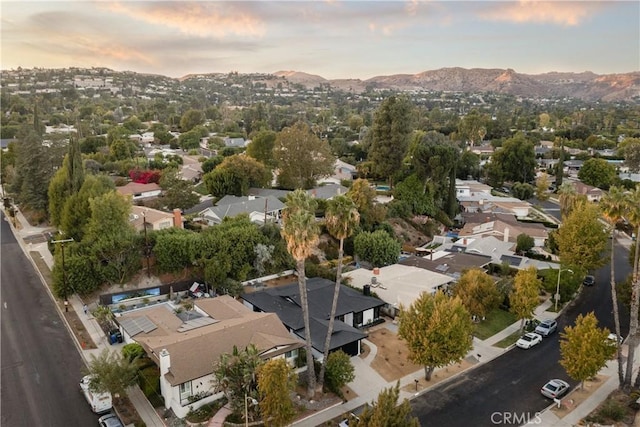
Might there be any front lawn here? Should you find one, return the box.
[494,331,521,348]
[473,308,517,340]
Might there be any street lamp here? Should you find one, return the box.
[555,268,574,311]
[244,393,258,427]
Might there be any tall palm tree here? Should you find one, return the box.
[601,185,626,386]
[557,182,580,218]
[281,189,320,398]
[318,195,360,389]
[626,186,640,387]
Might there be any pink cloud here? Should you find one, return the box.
[478,1,602,26]
[102,1,265,38]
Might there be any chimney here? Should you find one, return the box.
[504,227,510,242]
[173,209,183,229]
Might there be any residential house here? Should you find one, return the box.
[320,159,357,185]
[116,182,162,201]
[457,193,531,218]
[457,212,549,247]
[248,183,349,201]
[241,277,385,359]
[196,195,285,226]
[398,251,492,282]
[223,137,248,148]
[571,181,604,202]
[130,206,183,231]
[115,296,303,418]
[343,264,454,318]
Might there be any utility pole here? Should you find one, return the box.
[51,238,74,308]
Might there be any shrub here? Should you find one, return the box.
[598,400,625,422]
[324,351,355,396]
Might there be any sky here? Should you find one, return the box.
[1,1,639,80]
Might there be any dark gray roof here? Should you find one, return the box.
[204,196,284,220]
[184,198,214,215]
[500,254,523,267]
[399,253,492,276]
[241,277,383,353]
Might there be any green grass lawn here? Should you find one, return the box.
[194,182,209,195]
[494,330,522,348]
[473,308,518,340]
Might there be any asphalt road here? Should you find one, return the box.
[411,240,632,427]
[0,212,98,426]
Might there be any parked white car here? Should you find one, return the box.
[516,332,542,349]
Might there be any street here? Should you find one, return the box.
[411,240,632,426]
[0,212,98,426]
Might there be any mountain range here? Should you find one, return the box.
[271,68,640,102]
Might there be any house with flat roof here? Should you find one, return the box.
[342,264,454,318]
[115,295,303,418]
[241,278,384,359]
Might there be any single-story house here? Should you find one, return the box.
[571,181,604,202]
[320,159,357,185]
[457,213,548,247]
[115,296,303,418]
[197,195,284,226]
[343,264,454,317]
[241,277,385,359]
[248,183,349,201]
[130,206,183,231]
[399,252,492,281]
[116,182,162,201]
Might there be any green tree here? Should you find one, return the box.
[457,109,490,146]
[510,182,535,200]
[557,200,608,273]
[600,185,627,385]
[516,233,535,255]
[274,121,335,190]
[158,167,199,210]
[347,179,386,229]
[491,133,536,183]
[557,182,585,218]
[578,158,617,189]
[203,154,270,197]
[180,109,205,132]
[452,268,501,320]
[398,291,473,381]
[153,228,201,273]
[394,174,435,216]
[85,191,140,284]
[353,382,420,427]
[48,136,85,228]
[246,129,277,169]
[323,350,355,395]
[213,345,263,421]
[510,267,541,333]
[619,138,640,172]
[354,230,401,267]
[178,129,203,150]
[318,195,360,388]
[280,190,319,398]
[556,138,566,187]
[109,138,134,161]
[257,358,297,427]
[535,172,551,202]
[560,313,615,389]
[84,348,139,402]
[367,96,414,186]
[60,174,115,242]
[52,250,102,298]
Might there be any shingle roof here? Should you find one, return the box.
[117,296,303,385]
[241,277,383,353]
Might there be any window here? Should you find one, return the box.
[354,311,363,327]
[179,381,192,402]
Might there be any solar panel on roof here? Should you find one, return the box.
[119,316,157,337]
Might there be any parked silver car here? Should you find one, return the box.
[541,379,570,399]
[535,319,558,337]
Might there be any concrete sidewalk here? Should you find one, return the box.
[6,205,167,427]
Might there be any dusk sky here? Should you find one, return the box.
[2,1,638,80]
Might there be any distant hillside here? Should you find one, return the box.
[272,68,640,102]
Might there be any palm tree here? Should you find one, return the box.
[557,182,580,217]
[281,189,320,398]
[601,185,626,386]
[318,195,360,389]
[626,186,640,387]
